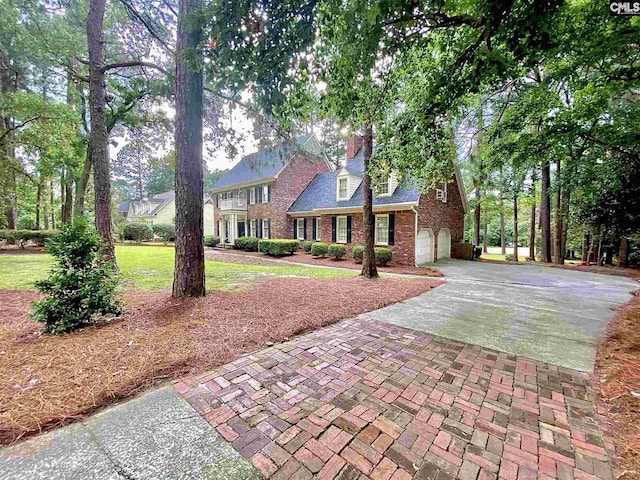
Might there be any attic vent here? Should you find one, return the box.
[436,183,447,203]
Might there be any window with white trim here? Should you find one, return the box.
[262,219,269,239]
[315,217,321,240]
[377,177,390,196]
[337,177,348,200]
[375,214,389,245]
[336,216,348,243]
[249,188,256,204]
[296,219,305,240]
[262,185,269,203]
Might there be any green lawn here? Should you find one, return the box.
[0,245,354,291]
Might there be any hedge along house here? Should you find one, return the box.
[288,136,468,265]
[210,134,332,245]
[118,190,216,236]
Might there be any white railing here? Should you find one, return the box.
[219,198,247,211]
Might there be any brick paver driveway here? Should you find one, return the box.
[176,318,615,480]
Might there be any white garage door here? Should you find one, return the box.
[437,228,451,260]
[415,229,434,265]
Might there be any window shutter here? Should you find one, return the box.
[388,213,395,246]
[346,216,352,243]
[312,218,317,241]
[267,185,271,202]
[293,219,297,239]
[267,219,271,239]
[257,219,262,238]
[331,217,337,243]
[256,186,262,203]
[303,218,307,240]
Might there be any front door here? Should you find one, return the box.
[238,221,245,238]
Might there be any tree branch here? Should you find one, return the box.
[0,117,44,144]
[100,61,169,74]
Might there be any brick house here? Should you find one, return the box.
[212,134,467,265]
[287,136,468,265]
[211,134,332,244]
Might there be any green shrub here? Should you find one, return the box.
[234,236,259,251]
[123,222,154,243]
[311,242,329,258]
[30,219,121,334]
[374,247,393,266]
[0,229,59,248]
[328,244,346,260]
[505,254,515,261]
[352,245,364,263]
[204,235,221,247]
[258,239,299,256]
[474,246,482,259]
[152,223,175,244]
[303,241,314,253]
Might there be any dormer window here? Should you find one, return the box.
[377,177,390,196]
[338,177,348,200]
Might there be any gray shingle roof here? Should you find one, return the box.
[212,134,316,190]
[288,153,420,213]
[117,201,130,213]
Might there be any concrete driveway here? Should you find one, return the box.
[363,260,637,372]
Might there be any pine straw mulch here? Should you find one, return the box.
[206,249,444,277]
[595,290,640,479]
[0,276,441,445]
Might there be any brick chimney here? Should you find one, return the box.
[346,135,363,160]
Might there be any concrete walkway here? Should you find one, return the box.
[363,260,637,372]
[0,387,258,480]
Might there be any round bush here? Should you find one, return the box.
[152,223,175,244]
[328,244,346,260]
[122,222,154,243]
[303,241,314,253]
[311,242,328,258]
[352,245,364,263]
[204,235,221,247]
[374,247,393,266]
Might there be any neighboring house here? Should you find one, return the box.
[288,136,468,265]
[118,190,216,236]
[116,201,130,219]
[210,134,332,245]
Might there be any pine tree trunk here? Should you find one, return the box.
[361,126,378,279]
[74,148,92,217]
[553,159,564,264]
[64,182,73,222]
[35,181,42,229]
[483,215,488,253]
[473,185,481,246]
[513,195,519,262]
[500,195,505,255]
[619,237,629,268]
[529,179,536,260]
[5,172,17,229]
[87,0,117,269]
[50,179,56,229]
[540,161,552,262]
[172,0,205,297]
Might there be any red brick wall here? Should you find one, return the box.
[415,174,466,260]
[303,210,417,266]
[213,153,329,239]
